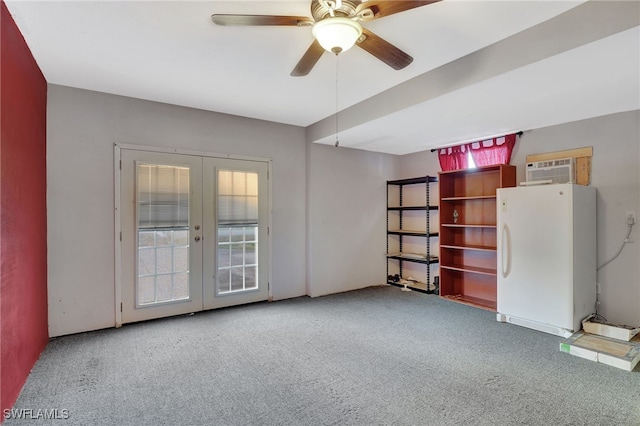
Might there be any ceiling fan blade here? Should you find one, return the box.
[357,28,413,70]
[356,1,441,20]
[211,14,314,26]
[291,40,325,77]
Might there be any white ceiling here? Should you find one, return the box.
[5,1,640,155]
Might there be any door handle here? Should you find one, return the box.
[501,224,511,278]
[194,236,201,242]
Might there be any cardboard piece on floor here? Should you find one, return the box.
[560,332,640,371]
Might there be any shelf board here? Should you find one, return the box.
[441,294,497,311]
[438,165,506,176]
[388,280,437,294]
[441,224,496,229]
[387,253,439,264]
[388,229,439,237]
[387,205,439,211]
[440,244,496,252]
[440,264,496,276]
[441,195,496,201]
[387,176,438,186]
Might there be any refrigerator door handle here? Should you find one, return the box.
[502,224,511,278]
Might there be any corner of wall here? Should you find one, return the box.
[304,139,313,297]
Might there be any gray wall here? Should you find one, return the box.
[47,85,308,336]
[47,84,398,336]
[306,142,398,297]
[513,111,640,327]
[399,110,640,327]
[47,84,639,334]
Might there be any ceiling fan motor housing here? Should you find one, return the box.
[311,0,361,21]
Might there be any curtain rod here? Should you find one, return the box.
[429,131,523,153]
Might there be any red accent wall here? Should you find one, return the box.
[1,1,48,415]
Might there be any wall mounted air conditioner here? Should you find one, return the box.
[525,158,575,184]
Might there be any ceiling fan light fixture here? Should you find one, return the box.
[312,17,362,54]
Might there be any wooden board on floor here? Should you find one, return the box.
[560,332,640,371]
[582,318,640,342]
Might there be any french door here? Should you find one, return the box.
[120,149,269,324]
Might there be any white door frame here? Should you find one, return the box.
[114,143,272,328]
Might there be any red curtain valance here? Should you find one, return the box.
[437,144,469,171]
[438,133,517,171]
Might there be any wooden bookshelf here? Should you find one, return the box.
[438,165,516,310]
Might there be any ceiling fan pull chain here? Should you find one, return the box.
[335,55,340,147]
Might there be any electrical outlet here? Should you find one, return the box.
[626,211,636,225]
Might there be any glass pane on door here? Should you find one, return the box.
[217,170,259,295]
[137,164,190,306]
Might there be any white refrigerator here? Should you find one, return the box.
[496,184,596,337]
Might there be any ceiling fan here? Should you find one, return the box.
[211,0,441,77]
